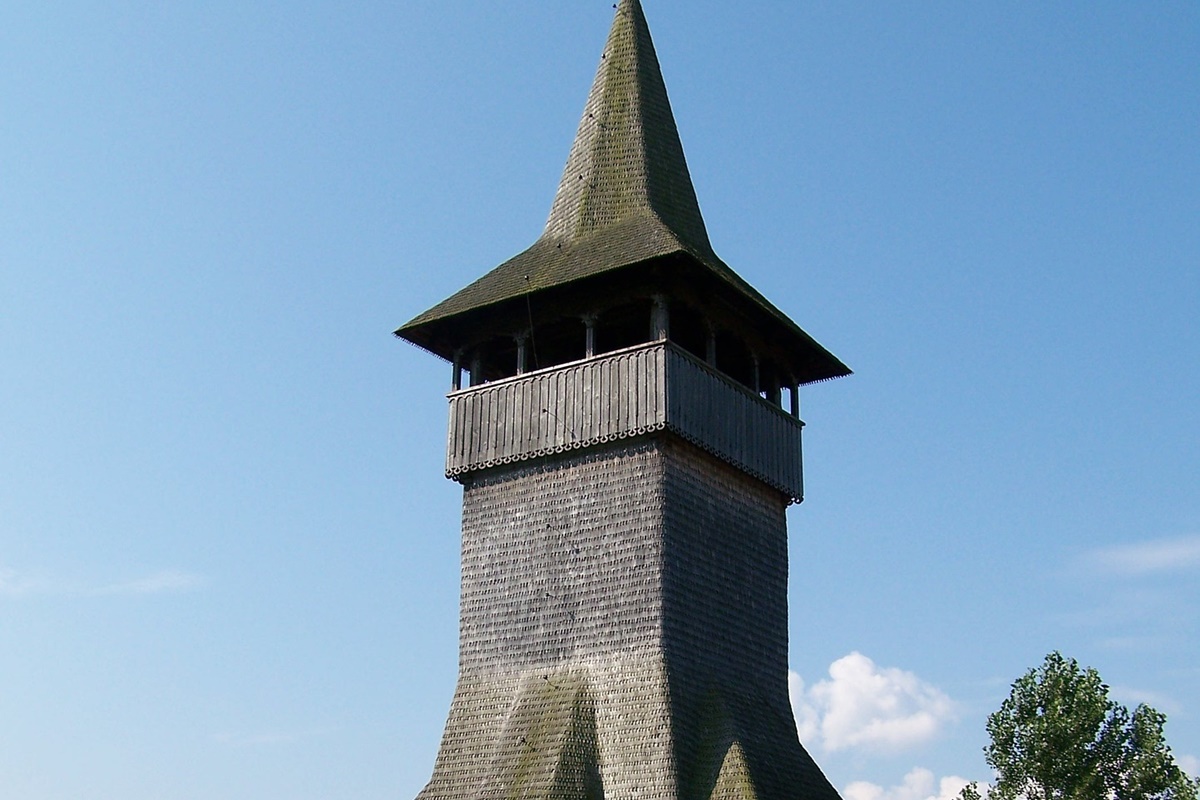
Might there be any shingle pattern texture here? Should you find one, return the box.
[415,437,841,800]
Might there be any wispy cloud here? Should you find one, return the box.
[0,567,206,597]
[1065,537,1200,636]
[1179,755,1199,779]
[1109,685,1181,716]
[213,727,333,747]
[1083,535,1200,577]
[790,652,957,753]
[844,768,980,800]
[1096,634,1168,651]
[0,568,44,596]
[97,570,206,596]
[1053,586,1181,629]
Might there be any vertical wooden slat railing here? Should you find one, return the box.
[445,341,804,500]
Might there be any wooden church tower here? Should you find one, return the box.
[397,2,850,799]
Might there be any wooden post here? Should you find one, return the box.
[705,321,717,367]
[751,353,761,395]
[651,295,669,341]
[764,364,781,405]
[582,314,598,358]
[514,332,529,376]
[469,351,484,387]
[790,383,801,418]
[452,349,464,391]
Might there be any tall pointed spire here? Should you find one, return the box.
[543,0,712,254]
[400,0,723,332]
[397,0,851,388]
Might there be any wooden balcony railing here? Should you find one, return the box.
[446,341,804,500]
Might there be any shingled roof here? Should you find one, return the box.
[398,0,850,385]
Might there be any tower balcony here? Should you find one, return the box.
[445,340,805,501]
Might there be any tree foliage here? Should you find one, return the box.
[961,652,1198,800]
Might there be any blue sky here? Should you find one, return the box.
[2,2,1197,798]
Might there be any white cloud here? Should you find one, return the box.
[1085,535,1200,576]
[97,569,206,595]
[790,652,956,753]
[844,768,977,800]
[789,671,822,744]
[1178,754,1199,779]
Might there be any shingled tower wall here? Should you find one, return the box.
[397,3,850,799]
[419,438,834,800]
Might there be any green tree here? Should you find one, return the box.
[960,652,1198,800]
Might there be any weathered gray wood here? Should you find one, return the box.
[446,341,804,500]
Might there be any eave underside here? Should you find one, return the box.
[398,250,850,388]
